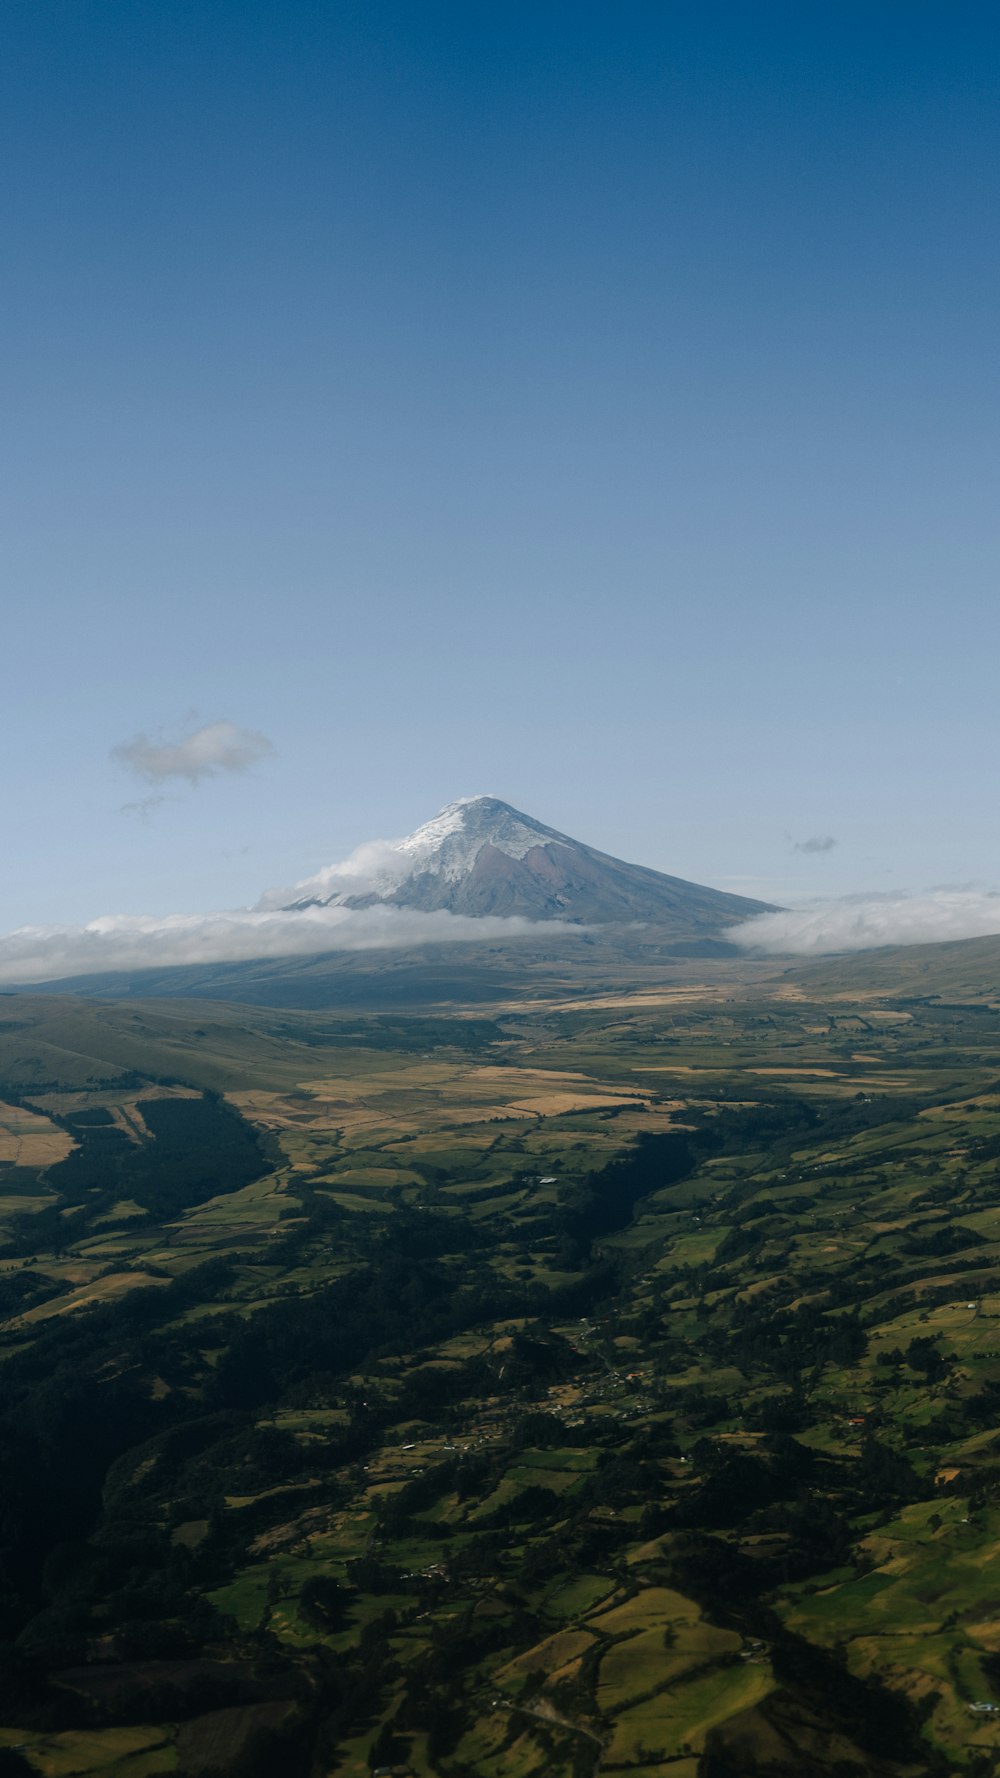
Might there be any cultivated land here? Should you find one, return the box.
[4,941,1000,1774]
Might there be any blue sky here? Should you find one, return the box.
[3,2,1000,939]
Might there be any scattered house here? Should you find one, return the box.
[968,1702,1000,1715]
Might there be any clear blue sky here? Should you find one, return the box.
[4,1,999,929]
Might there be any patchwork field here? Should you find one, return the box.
[4,955,1000,1774]
[0,1100,73,1168]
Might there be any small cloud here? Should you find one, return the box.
[112,720,274,786]
[119,794,168,820]
[726,888,1000,956]
[791,835,837,855]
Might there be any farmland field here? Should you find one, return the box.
[4,947,1000,1773]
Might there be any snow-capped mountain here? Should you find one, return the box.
[266,797,778,931]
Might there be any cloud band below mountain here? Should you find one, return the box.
[727,889,1000,955]
[0,904,582,985]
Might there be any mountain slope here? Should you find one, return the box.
[277,795,778,928]
[788,931,1000,1004]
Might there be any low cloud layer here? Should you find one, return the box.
[727,889,1000,956]
[113,720,274,786]
[792,834,837,855]
[0,904,580,986]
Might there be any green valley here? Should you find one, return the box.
[4,949,1000,1775]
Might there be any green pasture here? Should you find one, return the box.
[0,1725,178,1776]
[602,1661,773,1763]
[542,1572,614,1618]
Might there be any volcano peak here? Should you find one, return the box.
[273,798,778,934]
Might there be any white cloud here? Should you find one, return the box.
[727,888,1000,956]
[258,839,408,911]
[113,720,274,786]
[0,904,582,986]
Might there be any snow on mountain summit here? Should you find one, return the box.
[261,798,778,932]
[259,797,556,911]
[396,797,569,881]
